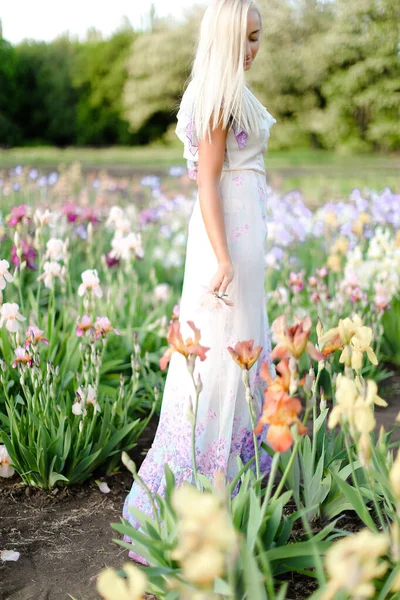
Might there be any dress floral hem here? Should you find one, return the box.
[122,417,271,564]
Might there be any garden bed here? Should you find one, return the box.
[1,367,399,600]
[0,418,159,600]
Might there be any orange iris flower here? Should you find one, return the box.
[227,339,262,370]
[255,358,308,452]
[259,357,290,398]
[321,333,343,356]
[160,319,210,370]
[271,315,324,362]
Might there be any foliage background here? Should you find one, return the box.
[0,0,399,152]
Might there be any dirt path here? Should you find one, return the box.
[0,417,159,600]
[1,366,399,600]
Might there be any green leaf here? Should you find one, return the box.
[213,578,232,595]
[376,566,400,600]
[164,592,180,600]
[100,421,139,455]
[330,469,377,529]
[63,425,72,461]
[273,555,324,576]
[266,540,331,561]
[314,408,329,435]
[275,583,289,600]
[275,490,293,507]
[275,516,293,547]
[263,501,282,548]
[49,472,69,487]
[125,506,160,530]
[196,473,213,491]
[323,496,357,520]
[240,539,268,600]
[231,485,250,529]
[164,462,176,491]
[140,566,177,577]
[68,449,102,482]
[247,488,262,551]
[20,444,38,472]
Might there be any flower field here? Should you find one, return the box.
[0,163,400,599]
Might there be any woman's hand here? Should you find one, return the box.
[209,259,234,296]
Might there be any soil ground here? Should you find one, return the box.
[0,417,160,600]
[1,365,399,600]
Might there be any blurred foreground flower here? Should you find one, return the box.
[11,238,37,270]
[389,449,400,504]
[78,269,103,298]
[6,204,32,227]
[72,385,101,416]
[271,315,323,361]
[0,259,13,290]
[170,482,239,588]
[34,207,52,227]
[0,445,15,477]
[76,315,94,337]
[97,562,147,600]
[321,529,389,600]
[259,358,290,398]
[61,201,79,223]
[80,206,100,225]
[37,261,67,289]
[160,320,209,371]
[104,250,120,268]
[318,315,378,370]
[288,270,305,293]
[328,374,386,467]
[12,346,34,368]
[348,326,378,370]
[24,324,48,348]
[0,302,26,332]
[45,238,68,262]
[227,339,261,370]
[329,374,387,432]
[254,359,307,452]
[94,316,120,339]
[316,318,343,357]
[154,283,171,302]
[109,232,144,261]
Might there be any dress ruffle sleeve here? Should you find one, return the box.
[175,84,197,157]
[175,83,200,179]
[175,83,277,180]
[263,108,277,131]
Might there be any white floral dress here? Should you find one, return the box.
[122,82,277,564]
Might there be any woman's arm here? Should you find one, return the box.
[197,110,234,295]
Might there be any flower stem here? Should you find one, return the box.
[122,452,161,532]
[242,369,261,484]
[271,437,301,502]
[260,452,280,522]
[187,358,200,488]
[256,537,276,599]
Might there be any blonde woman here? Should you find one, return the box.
[122,0,277,564]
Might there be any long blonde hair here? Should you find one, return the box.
[187,0,263,144]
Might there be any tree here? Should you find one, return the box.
[246,0,335,149]
[0,37,21,146]
[71,28,137,145]
[314,0,400,151]
[122,5,204,142]
[13,38,79,146]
